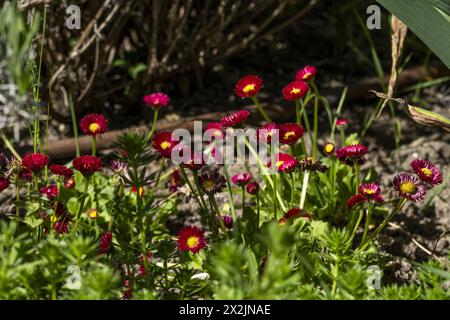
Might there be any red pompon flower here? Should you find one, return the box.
[347,194,367,209]
[131,186,145,197]
[53,220,69,234]
[169,169,181,192]
[177,226,207,254]
[359,183,384,203]
[205,122,225,139]
[270,153,298,174]
[393,173,427,202]
[295,65,317,82]
[336,118,349,129]
[258,123,281,144]
[73,155,102,175]
[50,164,74,178]
[199,172,226,194]
[22,153,49,172]
[222,215,234,229]
[410,159,443,186]
[246,181,260,195]
[234,75,263,98]
[152,131,178,158]
[220,110,250,128]
[0,177,10,192]
[280,123,304,145]
[39,185,59,200]
[79,113,108,136]
[335,144,368,165]
[282,81,309,101]
[99,231,113,253]
[231,172,253,186]
[143,92,170,110]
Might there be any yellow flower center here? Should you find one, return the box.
[290,88,301,95]
[275,160,284,168]
[202,180,215,192]
[87,209,98,218]
[137,187,144,197]
[303,73,312,80]
[420,168,432,177]
[400,181,416,194]
[324,144,334,153]
[243,84,256,93]
[186,236,199,248]
[160,141,172,150]
[284,131,295,139]
[363,189,375,195]
[50,215,57,223]
[89,123,100,133]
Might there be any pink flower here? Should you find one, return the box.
[234,75,263,98]
[295,65,317,81]
[143,92,170,110]
[231,173,252,186]
[410,159,443,186]
[282,81,309,101]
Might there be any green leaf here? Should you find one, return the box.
[377,0,450,68]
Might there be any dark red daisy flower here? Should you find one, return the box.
[258,123,281,144]
[220,110,250,128]
[205,122,225,139]
[199,172,226,194]
[152,131,179,158]
[335,144,368,166]
[410,159,443,186]
[19,168,32,182]
[358,183,383,202]
[177,226,207,254]
[180,149,205,171]
[169,169,181,192]
[295,65,317,82]
[64,177,76,189]
[50,164,74,178]
[234,75,263,98]
[347,194,367,209]
[73,155,102,175]
[0,177,10,193]
[393,173,427,202]
[323,142,335,156]
[143,92,170,110]
[79,113,108,136]
[280,123,304,145]
[269,153,298,174]
[282,81,309,101]
[279,208,311,224]
[99,231,113,253]
[231,172,252,186]
[222,215,234,229]
[336,118,349,129]
[22,153,49,172]
[246,181,260,195]
[39,185,59,200]
[53,220,69,234]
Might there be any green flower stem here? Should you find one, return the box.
[193,171,208,210]
[357,198,407,252]
[290,173,295,208]
[350,209,364,243]
[33,173,39,192]
[295,100,308,156]
[69,94,80,157]
[251,96,271,123]
[147,110,159,142]
[92,136,97,156]
[273,174,278,219]
[209,194,230,239]
[300,98,313,154]
[256,194,260,229]
[242,186,246,211]
[222,164,237,220]
[72,177,90,234]
[331,257,341,298]
[179,167,205,211]
[299,170,310,210]
[360,203,373,245]
[310,82,320,159]
[354,162,360,194]
[339,128,346,146]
